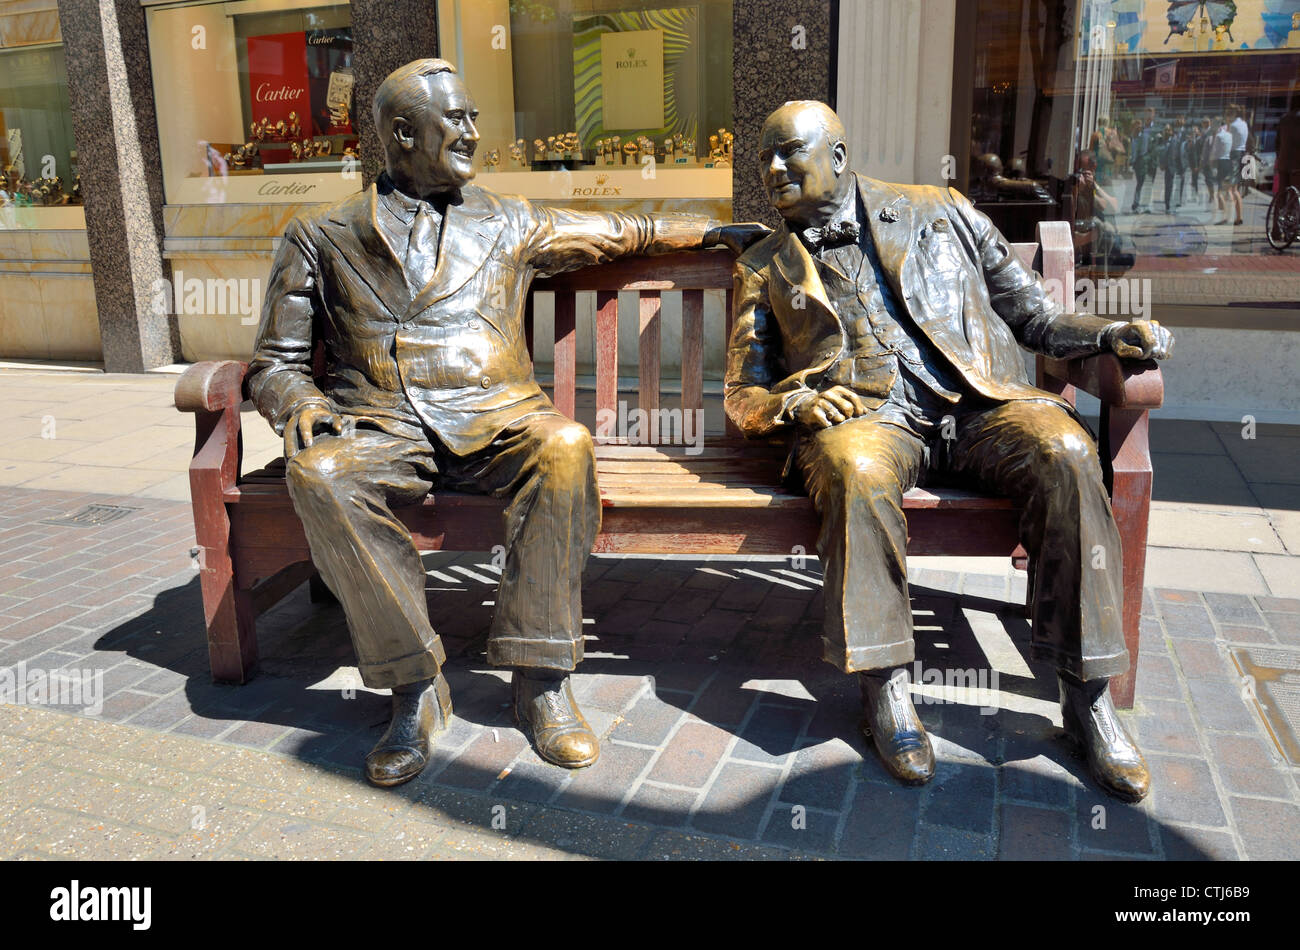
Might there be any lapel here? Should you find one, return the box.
[402,187,505,325]
[770,222,837,329]
[321,184,411,320]
[856,172,915,310]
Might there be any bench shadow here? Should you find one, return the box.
[85,561,1216,859]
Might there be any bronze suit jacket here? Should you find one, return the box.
[724,173,1117,441]
[249,177,714,455]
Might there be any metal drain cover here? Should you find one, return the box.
[1232,646,1300,767]
[40,504,142,527]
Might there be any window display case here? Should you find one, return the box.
[0,43,83,229]
[953,0,1300,308]
[439,0,734,216]
[145,0,361,205]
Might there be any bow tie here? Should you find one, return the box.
[801,219,860,252]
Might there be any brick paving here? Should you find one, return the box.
[1,483,1299,860]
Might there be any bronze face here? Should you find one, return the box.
[758,102,851,227]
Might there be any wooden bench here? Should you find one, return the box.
[175,220,1162,708]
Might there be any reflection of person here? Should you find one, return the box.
[1129,107,1158,213]
[1226,104,1248,224]
[1211,116,1234,224]
[725,101,1173,801]
[249,58,763,787]
[1071,153,1130,267]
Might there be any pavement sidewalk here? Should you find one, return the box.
[1,367,1298,860]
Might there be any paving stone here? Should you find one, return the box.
[1137,615,1168,655]
[690,762,776,839]
[837,781,920,858]
[730,704,808,765]
[1170,639,1233,680]
[1134,699,1203,756]
[619,783,698,827]
[1157,603,1217,640]
[761,804,838,854]
[554,742,655,814]
[1203,592,1265,627]
[1074,796,1155,854]
[1158,824,1240,861]
[433,728,527,791]
[1256,596,1300,614]
[1230,797,1300,860]
[1184,676,1262,734]
[1205,733,1292,798]
[1216,624,1274,644]
[1147,754,1227,827]
[609,692,688,746]
[998,803,1073,860]
[1264,612,1300,646]
[686,678,757,727]
[647,720,731,788]
[999,754,1080,808]
[491,759,569,805]
[922,761,996,832]
[778,738,858,810]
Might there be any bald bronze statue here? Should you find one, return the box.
[249,59,763,787]
[726,102,1172,801]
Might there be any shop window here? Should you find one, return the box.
[437,0,734,218]
[954,0,1300,311]
[0,43,82,228]
[145,0,359,205]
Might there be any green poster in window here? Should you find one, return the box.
[574,7,700,145]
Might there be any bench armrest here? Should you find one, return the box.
[175,360,248,413]
[1041,353,1164,410]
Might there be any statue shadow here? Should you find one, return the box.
[87,562,1217,859]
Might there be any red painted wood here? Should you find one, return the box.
[553,290,577,420]
[595,290,619,427]
[682,289,704,422]
[639,290,661,444]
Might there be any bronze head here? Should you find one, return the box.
[374,58,480,197]
[758,101,854,229]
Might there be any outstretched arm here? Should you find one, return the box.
[947,187,1172,361]
[518,202,767,276]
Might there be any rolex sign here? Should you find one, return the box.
[600,29,665,131]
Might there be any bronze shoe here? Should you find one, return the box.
[1059,673,1150,803]
[859,668,935,786]
[512,670,600,769]
[365,674,452,788]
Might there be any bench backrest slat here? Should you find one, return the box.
[527,239,1057,444]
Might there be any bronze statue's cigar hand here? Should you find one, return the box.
[1105,319,1175,361]
[791,386,871,429]
[705,222,772,254]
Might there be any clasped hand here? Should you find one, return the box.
[792,386,871,430]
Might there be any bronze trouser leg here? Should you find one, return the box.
[794,418,926,673]
[440,412,600,671]
[944,400,1129,681]
[284,429,446,690]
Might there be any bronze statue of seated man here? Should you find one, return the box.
[249,58,764,787]
[724,101,1173,801]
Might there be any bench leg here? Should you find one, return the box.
[1104,408,1153,710]
[191,484,258,684]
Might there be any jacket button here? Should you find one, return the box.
[469,321,481,330]
[480,376,491,388]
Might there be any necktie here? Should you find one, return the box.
[405,202,439,290]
